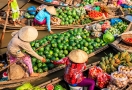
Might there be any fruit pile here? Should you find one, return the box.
[56,7,91,25]
[30,28,107,73]
[107,22,128,36]
[88,10,103,20]
[99,51,132,74]
[16,82,66,90]
[80,0,96,6]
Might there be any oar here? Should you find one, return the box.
[0,10,9,48]
[0,41,50,72]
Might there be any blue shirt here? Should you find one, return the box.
[35,9,51,31]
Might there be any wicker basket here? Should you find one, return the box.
[121,34,132,46]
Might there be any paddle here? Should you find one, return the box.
[0,41,50,72]
[0,10,9,48]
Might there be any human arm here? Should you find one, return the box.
[8,0,12,11]
[46,14,51,31]
[53,57,68,65]
[19,42,46,62]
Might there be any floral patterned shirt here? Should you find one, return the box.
[53,57,86,84]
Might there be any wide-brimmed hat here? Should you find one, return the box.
[68,49,88,63]
[18,26,38,42]
[46,6,57,15]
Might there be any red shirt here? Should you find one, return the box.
[53,57,86,84]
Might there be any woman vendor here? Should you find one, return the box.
[33,6,57,34]
[53,49,95,90]
[7,26,46,77]
[8,0,21,26]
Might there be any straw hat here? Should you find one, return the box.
[68,49,88,63]
[18,26,38,42]
[46,6,57,15]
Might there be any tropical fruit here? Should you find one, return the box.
[30,27,107,73]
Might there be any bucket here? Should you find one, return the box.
[69,85,83,90]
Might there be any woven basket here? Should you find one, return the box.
[121,34,132,46]
[90,16,103,21]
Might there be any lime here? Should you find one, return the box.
[38,51,43,56]
[38,63,42,68]
[31,41,35,47]
[86,38,91,42]
[42,63,47,67]
[35,43,39,48]
[37,60,42,63]
[32,57,37,63]
[44,50,49,55]
[49,50,53,55]
[33,66,38,71]
[46,59,50,63]
[58,43,63,49]
[67,46,72,51]
[84,42,89,47]
[47,63,55,69]
[53,53,58,57]
[51,57,56,61]
[37,68,43,73]
[46,54,52,59]
[95,38,101,43]
[43,66,48,72]
[76,44,81,48]
[54,48,60,53]
[88,45,94,50]
[64,50,68,55]
[45,46,50,51]
[55,57,59,61]
[39,47,44,52]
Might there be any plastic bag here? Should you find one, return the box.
[111,71,128,88]
[51,17,61,25]
[97,73,110,88]
[118,66,132,83]
[88,66,103,80]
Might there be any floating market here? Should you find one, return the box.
[0,0,132,90]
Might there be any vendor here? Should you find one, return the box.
[8,0,21,26]
[53,49,95,90]
[7,26,46,77]
[33,6,57,34]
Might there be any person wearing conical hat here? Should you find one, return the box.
[7,26,46,77]
[53,49,95,90]
[33,6,57,34]
[8,0,21,26]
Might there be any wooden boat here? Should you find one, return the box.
[0,5,124,31]
[0,17,131,89]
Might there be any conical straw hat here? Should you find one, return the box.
[46,6,57,15]
[18,26,38,42]
[68,49,88,63]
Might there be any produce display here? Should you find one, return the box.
[30,28,107,73]
[88,10,103,20]
[118,66,132,83]
[80,0,97,6]
[99,51,132,74]
[111,72,128,88]
[56,7,92,25]
[107,22,128,36]
[16,83,66,90]
[124,37,132,43]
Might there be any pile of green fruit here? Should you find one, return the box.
[80,0,98,6]
[107,22,128,36]
[99,51,132,74]
[30,28,107,73]
[16,82,66,90]
[56,7,89,25]
[16,83,44,90]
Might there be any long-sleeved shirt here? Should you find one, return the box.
[53,57,86,85]
[35,9,51,31]
[7,31,43,60]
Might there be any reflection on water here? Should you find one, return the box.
[0,29,65,54]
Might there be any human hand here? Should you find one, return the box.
[41,58,46,63]
[49,30,54,34]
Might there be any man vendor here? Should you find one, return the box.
[33,6,57,34]
[7,26,46,77]
[8,0,21,26]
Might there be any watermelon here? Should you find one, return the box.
[46,84,54,90]
[54,85,63,90]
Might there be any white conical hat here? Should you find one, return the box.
[18,26,38,42]
[46,6,57,15]
[68,49,88,63]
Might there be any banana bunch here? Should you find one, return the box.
[99,51,132,74]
